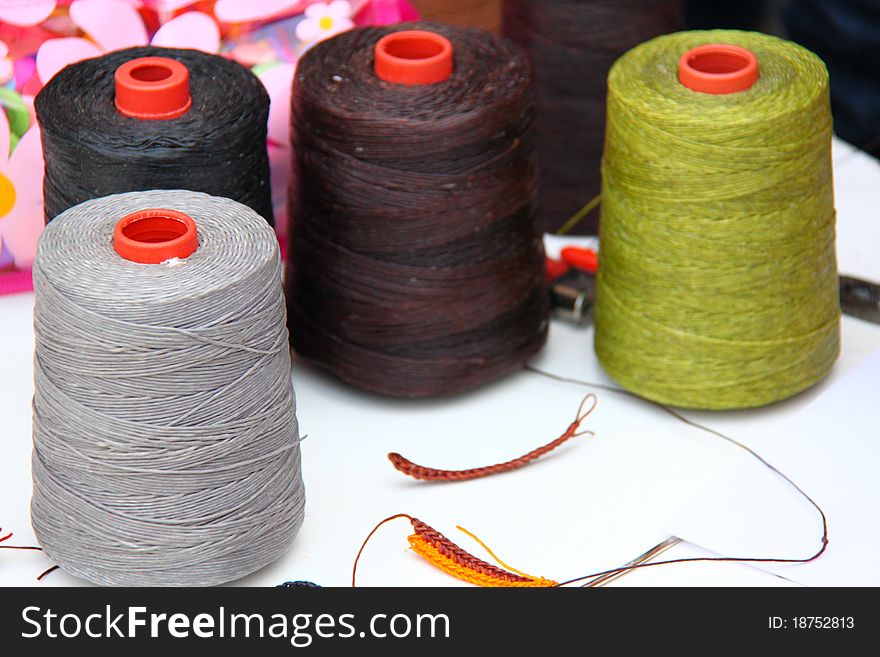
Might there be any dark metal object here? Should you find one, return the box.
[276,580,321,588]
[840,275,880,324]
[549,270,595,325]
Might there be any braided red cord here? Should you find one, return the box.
[389,394,596,481]
[409,518,534,583]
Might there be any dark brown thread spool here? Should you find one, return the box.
[287,22,548,398]
[501,0,685,234]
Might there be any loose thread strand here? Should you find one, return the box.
[352,514,413,588]
[556,195,601,236]
[0,528,57,581]
[523,366,829,586]
[0,528,41,551]
[37,566,60,581]
[454,525,540,580]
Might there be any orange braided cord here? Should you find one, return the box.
[408,535,557,588]
[389,394,596,482]
[411,519,531,583]
[352,514,559,587]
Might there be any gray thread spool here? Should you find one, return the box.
[30,190,304,586]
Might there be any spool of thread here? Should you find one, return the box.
[411,0,502,33]
[501,0,685,235]
[35,47,274,225]
[30,190,303,586]
[594,30,840,410]
[287,22,548,397]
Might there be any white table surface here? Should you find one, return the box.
[1,139,878,587]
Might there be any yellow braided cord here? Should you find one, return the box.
[408,535,557,588]
[454,525,540,580]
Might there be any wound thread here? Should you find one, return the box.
[501,0,685,234]
[30,190,304,586]
[594,30,840,409]
[287,22,548,397]
[35,47,274,225]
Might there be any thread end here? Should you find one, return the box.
[114,209,198,264]
[374,30,453,85]
[115,56,192,120]
[678,43,758,95]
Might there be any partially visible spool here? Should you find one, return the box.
[287,22,547,397]
[31,190,303,586]
[35,47,274,224]
[411,0,501,33]
[594,30,840,410]
[501,0,684,235]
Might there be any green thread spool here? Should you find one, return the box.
[594,30,840,410]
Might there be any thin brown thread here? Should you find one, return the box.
[523,366,829,586]
[558,540,828,587]
[0,527,57,581]
[388,394,596,481]
[0,528,41,551]
[352,513,413,587]
[37,565,60,581]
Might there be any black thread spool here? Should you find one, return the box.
[501,0,685,235]
[288,22,548,398]
[35,47,273,225]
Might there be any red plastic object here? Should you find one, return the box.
[114,209,199,264]
[678,43,758,95]
[545,257,570,282]
[561,247,598,274]
[374,30,453,85]
[115,56,192,120]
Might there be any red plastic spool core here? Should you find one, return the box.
[114,209,199,264]
[678,43,759,95]
[115,56,192,119]
[374,30,453,85]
